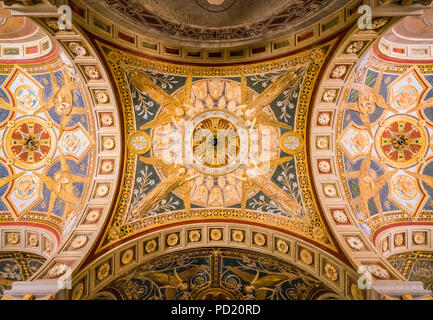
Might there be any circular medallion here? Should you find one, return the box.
[393,175,418,200]
[346,237,364,251]
[351,131,370,154]
[14,85,39,111]
[375,116,427,168]
[189,230,201,242]
[210,229,222,241]
[47,263,68,279]
[413,232,426,245]
[128,131,151,155]
[332,210,348,224]
[167,233,179,246]
[300,248,313,265]
[253,233,266,246]
[62,133,81,154]
[97,263,110,281]
[14,174,39,200]
[318,160,331,173]
[145,239,157,253]
[324,263,338,281]
[71,235,88,249]
[4,117,56,170]
[71,283,84,300]
[367,265,390,280]
[392,85,418,110]
[280,132,303,154]
[184,110,248,176]
[121,249,134,265]
[276,239,289,254]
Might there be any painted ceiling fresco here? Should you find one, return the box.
[99,248,334,300]
[0,49,96,238]
[0,252,45,299]
[96,39,341,254]
[336,50,433,237]
[3,1,433,301]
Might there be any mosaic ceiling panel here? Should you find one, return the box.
[97,39,340,253]
[0,52,96,237]
[388,251,433,290]
[0,252,46,299]
[98,248,334,300]
[336,51,433,236]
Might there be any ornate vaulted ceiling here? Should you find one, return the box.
[96,40,337,253]
[0,0,433,301]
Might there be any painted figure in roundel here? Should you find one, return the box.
[14,175,39,201]
[62,132,81,155]
[393,175,417,200]
[393,85,418,110]
[350,131,370,154]
[14,85,39,111]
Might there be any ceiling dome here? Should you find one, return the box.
[0,9,53,60]
[132,0,291,28]
[84,0,344,46]
[379,9,433,60]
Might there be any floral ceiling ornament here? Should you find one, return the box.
[69,42,87,57]
[6,232,20,245]
[300,248,313,265]
[276,239,289,254]
[71,235,88,249]
[121,249,134,265]
[346,237,364,251]
[71,283,84,300]
[324,263,338,281]
[332,210,348,224]
[47,264,68,279]
[367,265,390,280]
[97,262,111,281]
[210,229,222,241]
[145,239,157,253]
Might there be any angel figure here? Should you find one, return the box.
[346,145,397,219]
[0,172,25,189]
[131,265,207,300]
[407,96,433,114]
[132,157,199,218]
[404,170,433,191]
[34,147,89,221]
[230,157,300,215]
[343,67,397,138]
[225,266,318,300]
[240,71,296,130]
[129,69,194,131]
[34,68,85,138]
[0,97,28,114]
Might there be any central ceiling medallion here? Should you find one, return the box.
[375,115,427,169]
[4,117,56,170]
[185,110,248,176]
[194,0,237,12]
